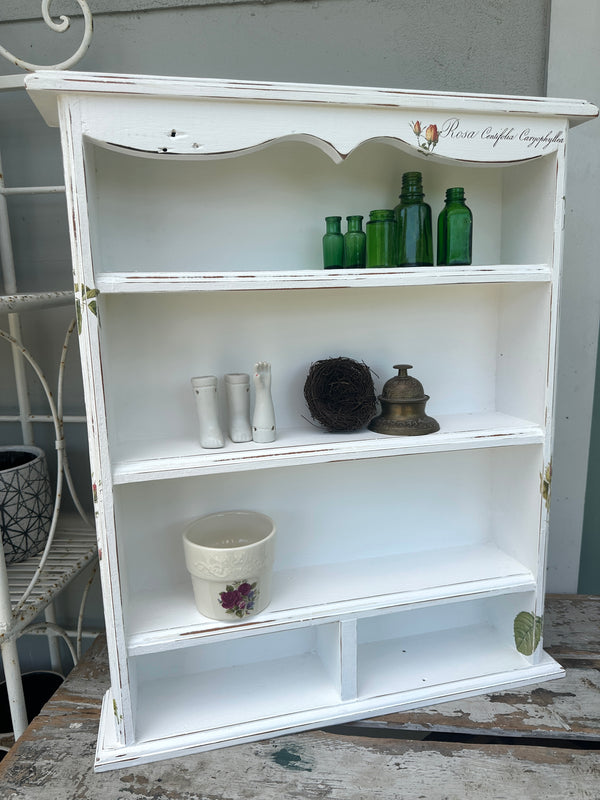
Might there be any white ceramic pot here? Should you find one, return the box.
[0,446,52,565]
[183,511,276,621]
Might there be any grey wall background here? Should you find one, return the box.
[546,2,600,593]
[0,0,597,673]
[3,0,551,92]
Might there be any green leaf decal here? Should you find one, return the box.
[514,611,542,656]
[74,284,100,331]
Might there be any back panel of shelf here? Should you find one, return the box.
[84,139,557,274]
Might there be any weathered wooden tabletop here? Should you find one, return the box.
[1,594,599,799]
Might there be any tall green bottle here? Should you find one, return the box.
[344,215,366,268]
[437,187,473,266]
[394,172,433,267]
[322,216,344,269]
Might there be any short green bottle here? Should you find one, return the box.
[394,172,433,267]
[343,215,366,268]
[437,187,473,266]
[366,210,396,268]
[322,216,344,269]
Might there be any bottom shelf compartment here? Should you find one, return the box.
[128,591,551,749]
[101,589,564,770]
[357,594,536,698]
[132,623,342,742]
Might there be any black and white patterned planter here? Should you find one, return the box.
[0,446,52,565]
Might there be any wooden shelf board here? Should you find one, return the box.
[96,265,551,293]
[126,543,534,655]
[112,412,544,485]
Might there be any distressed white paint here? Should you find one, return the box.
[24,72,596,770]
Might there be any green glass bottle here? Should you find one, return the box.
[437,187,473,266]
[366,210,396,268]
[394,171,433,267]
[322,216,344,269]
[344,215,366,268]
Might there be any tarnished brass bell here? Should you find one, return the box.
[368,364,440,436]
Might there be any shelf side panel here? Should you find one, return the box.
[56,98,134,747]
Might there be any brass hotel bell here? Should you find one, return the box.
[368,364,440,436]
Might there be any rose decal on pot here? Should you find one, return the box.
[219,579,259,618]
[410,120,439,153]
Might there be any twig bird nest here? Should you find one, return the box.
[304,357,377,432]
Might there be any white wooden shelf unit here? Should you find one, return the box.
[25,71,598,771]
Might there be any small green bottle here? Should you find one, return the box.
[437,187,473,266]
[366,210,396,268]
[394,171,433,267]
[322,216,344,269]
[344,215,366,268]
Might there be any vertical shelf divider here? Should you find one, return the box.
[340,619,358,702]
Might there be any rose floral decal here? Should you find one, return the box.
[219,579,258,618]
[410,120,439,154]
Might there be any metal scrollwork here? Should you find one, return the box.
[0,0,93,72]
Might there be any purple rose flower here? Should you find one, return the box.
[238,582,252,596]
[219,589,241,610]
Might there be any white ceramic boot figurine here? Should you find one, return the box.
[191,376,225,448]
[225,373,252,443]
[252,361,276,443]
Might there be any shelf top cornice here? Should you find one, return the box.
[25,71,599,128]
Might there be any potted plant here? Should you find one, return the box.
[0,446,52,565]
